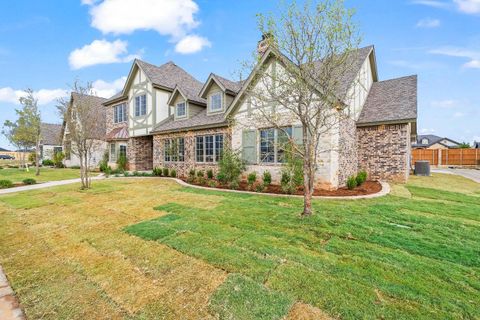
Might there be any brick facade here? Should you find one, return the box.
[128,136,154,171]
[357,123,411,182]
[105,101,128,138]
[338,117,358,186]
[152,126,230,177]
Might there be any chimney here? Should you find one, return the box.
[257,33,273,57]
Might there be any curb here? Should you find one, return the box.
[0,265,25,320]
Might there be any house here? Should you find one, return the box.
[103,40,417,189]
[474,141,480,149]
[40,123,63,160]
[62,93,108,168]
[412,135,461,149]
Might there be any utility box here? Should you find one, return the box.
[414,161,430,176]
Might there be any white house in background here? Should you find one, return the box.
[62,93,108,168]
[412,135,461,149]
[40,123,63,161]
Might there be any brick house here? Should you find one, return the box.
[103,41,417,189]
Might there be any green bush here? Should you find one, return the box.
[189,169,196,178]
[99,151,109,172]
[70,165,80,169]
[206,169,214,179]
[280,172,295,194]
[197,170,205,178]
[116,153,128,172]
[0,180,13,189]
[53,151,65,168]
[153,167,162,176]
[280,143,303,194]
[254,182,265,193]
[132,171,140,176]
[207,179,217,188]
[247,172,257,188]
[162,168,169,177]
[22,178,36,185]
[197,176,206,185]
[263,171,272,186]
[356,170,367,186]
[217,172,226,182]
[104,166,112,177]
[347,176,358,190]
[170,169,177,178]
[124,171,130,177]
[217,148,245,189]
[141,172,152,177]
[42,159,54,166]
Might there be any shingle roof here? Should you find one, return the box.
[357,75,417,125]
[212,74,244,93]
[412,135,460,148]
[152,109,228,134]
[71,93,107,140]
[40,123,63,146]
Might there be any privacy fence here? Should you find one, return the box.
[412,148,480,167]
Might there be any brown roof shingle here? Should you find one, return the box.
[40,123,63,146]
[152,109,227,134]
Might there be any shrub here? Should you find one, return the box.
[263,170,272,186]
[162,168,169,177]
[280,144,303,194]
[281,172,295,194]
[197,170,205,178]
[197,176,206,185]
[170,169,177,178]
[70,165,80,169]
[347,176,358,190]
[153,167,162,176]
[206,169,214,179]
[116,154,128,172]
[99,151,109,172]
[28,153,36,163]
[217,148,245,189]
[189,169,196,178]
[356,170,367,186]
[42,159,54,166]
[247,172,257,189]
[141,172,152,177]
[254,182,265,193]
[53,151,65,168]
[207,179,217,188]
[217,172,226,183]
[0,180,13,189]
[133,171,140,176]
[104,166,112,177]
[124,171,130,177]
[22,178,36,185]
[187,175,195,183]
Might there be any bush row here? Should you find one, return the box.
[347,170,368,190]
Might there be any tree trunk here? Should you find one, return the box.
[302,152,314,216]
[35,140,40,176]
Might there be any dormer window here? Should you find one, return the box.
[210,92,223,112]
[421,138,429,145]
[176,102,186,118]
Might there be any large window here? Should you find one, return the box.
[209,92,222,112]
[176,102,186,118]
[119,145,127,158]
[260,127,292,163]
[114,103,127,123]
[195,134,224,163]
[110,143,116,162]
[134,95,147,117]
[164,138,185,162]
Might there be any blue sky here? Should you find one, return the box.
[0,0,479,148]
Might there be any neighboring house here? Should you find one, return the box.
[103,39,417,188]
[412,135,461,149]
[40,123,63,161]
[62,93,108,168]
[474,141,480,149]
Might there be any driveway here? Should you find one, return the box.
[432,168,480,183]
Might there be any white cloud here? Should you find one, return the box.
[69,39,140,69]
[454,0,480,13]
[429,46,480,69]
[416,18,441,28]
[0,87,67,105]
[463,59,480,68]
[81,0,99,5]
[453,111,466,117]
[174,35,211,54]
[91,76,127,98]
[411,0,451,9]
[430,99,461,108]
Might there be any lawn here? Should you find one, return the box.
[0,167,89,183]
[0,174,479,319]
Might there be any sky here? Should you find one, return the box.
[0,0,479,149]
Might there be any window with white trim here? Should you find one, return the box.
[209,92,222,112]
[164,138,185,162]
[119,145,127,158]
[134,95,147,117]
[259,127,292,163]
[195,134,224,163]
[110,143,116,162]
[176,102,186,118]
[114,103,127,123]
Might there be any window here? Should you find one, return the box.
[119,145,127,158]
[195,134,224,162]
[134,95,147,117]
[259,127,292,163]
[209,92,223,112]
[421,138,429,145]
[176,102,186,118]
[164,138,185,162]
[114,103,127,123]
[110,143,116,162]
[53,146,63,154]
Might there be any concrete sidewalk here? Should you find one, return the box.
[0,175,105,195]
[0,266,24,320]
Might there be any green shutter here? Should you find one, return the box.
[292,125,303,145]
[242,130,257,164]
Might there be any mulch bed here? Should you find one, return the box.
[180,178,382,197]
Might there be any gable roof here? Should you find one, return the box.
[69,93,107,140]
[40,123,63,146]
[151,109,228,134]
[412,134,461,148]
[357,75,417,126]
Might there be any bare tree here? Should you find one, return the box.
[65,81,104,189]
[239,0,360,216]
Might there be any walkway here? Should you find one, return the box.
[432,168,480,183]
[0,175,105,195]
[0,266,24,320]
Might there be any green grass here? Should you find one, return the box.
[0,167,90,183]
[126,174,480,320]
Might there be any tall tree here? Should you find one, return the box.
[240,0,360,216]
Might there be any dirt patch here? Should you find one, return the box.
[285,302,334,320]
[181,179,382,197]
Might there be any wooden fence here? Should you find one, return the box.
[412,148,480,167]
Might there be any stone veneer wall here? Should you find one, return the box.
[128,136,153,171]
[357,123,411,182]
[337,117,358,187]
[152,126,230,177]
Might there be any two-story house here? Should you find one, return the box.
[103,39,417,189]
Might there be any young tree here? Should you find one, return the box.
[240,0,360,216]
[65,81,104,189]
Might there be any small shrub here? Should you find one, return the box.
[189,169,196,178]
[0,180,13,189]
[22,178,36,185]
[116,154,128,172]
[70,165,80,169]
[229,179,239,190]
[104,166,112,177]
[53,151,65,168]
[347,176,358,190]
[263,170,272,186]
[170,169,177,178]
[197,170,205,178]
[280,172,295,194]
[217,172,226,183]
[42,159,54,166]
[356,170,367,186]
[207,179,217,188]
[254,182,265,193]
[133,171,140,176]
[162,168,169,177]
[217,148,245,189]
[99,151,109,172]
[247,172,257,186]
[124,171,130,177]
[186,175,195,183]
[197,176,206,185]
[153,167,162,176]
[206,169,214,179]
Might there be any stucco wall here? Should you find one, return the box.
[357,123,411,182]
